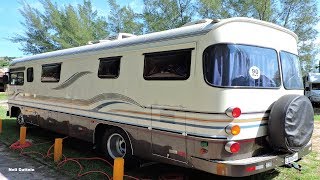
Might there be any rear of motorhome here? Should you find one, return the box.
[6,17,313,177]
[305,72,320,104]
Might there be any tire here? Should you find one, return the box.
[101,128,132,160]
[16,111,26,126]
[268,95,314,153]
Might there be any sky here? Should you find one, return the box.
[0,0,320,58]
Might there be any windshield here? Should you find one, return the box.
[203,44,280,88]
[312,83,320,90]
[280,51,303,90]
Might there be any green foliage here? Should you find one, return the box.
[11,0,108,55]
[108,0,143,35]
[0,60,9,67]
[2,56,16,61]
[0,56,14,67]
[142,0,194,33]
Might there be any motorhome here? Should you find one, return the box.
[6,17,314,177]
[305,72,320,104]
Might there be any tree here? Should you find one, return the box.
[108,0,143,36]
[197,0,319,75]
[276,0,319,75]
[11,0,108,55]
[143,0,194,33]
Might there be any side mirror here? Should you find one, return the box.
[305,87,310,91]
[2,75,9,84]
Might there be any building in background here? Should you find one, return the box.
[0,68,8,92]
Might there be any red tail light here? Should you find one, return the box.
[226,107,241,118]
[225,141,240,153]
[246,166,256,172]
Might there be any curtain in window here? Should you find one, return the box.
[205,44,280,88]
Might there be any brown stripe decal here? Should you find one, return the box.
[110,109,268,123]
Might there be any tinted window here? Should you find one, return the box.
[203,44,280,88]
[280,51,303,90]
[27,67,33,82]
[143,49,193,80]
[98,57,121,78]
[41,63,61,82]
[10,72,24,85]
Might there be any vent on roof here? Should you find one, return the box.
[182,19,220,27]
[88,33,137,45]
[116,33,136,39]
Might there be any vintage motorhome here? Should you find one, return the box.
[305,72,320,104]
[6,17,314,177]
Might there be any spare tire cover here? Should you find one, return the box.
[268,95,314,153]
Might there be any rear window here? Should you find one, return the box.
[280,51,303,90]
[203,44,280,88]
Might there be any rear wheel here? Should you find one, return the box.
[101,128,132,160]
[16,111,26,126]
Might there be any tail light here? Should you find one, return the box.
[225,141,240,153]
[225,107,241,118]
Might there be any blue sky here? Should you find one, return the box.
[0,0,320,58]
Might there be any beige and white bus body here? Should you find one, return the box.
[7,17,314,177]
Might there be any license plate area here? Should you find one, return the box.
[285,153,298,164]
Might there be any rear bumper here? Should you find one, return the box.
[190,142,312,177]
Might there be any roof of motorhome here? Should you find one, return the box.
[11,17,297,66]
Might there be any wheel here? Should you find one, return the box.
[268,95,314,153]
[101,128,132,160]
[16,111,26,126]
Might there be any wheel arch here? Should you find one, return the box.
[10,106,21,117]
[94,123,134,155]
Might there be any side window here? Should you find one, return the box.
[98,56,121,79]
[10,72,24,86]
[41,63,61,82]
[27,67,33,82]
[143,48,193,80]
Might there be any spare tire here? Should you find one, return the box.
[268,94,314,153]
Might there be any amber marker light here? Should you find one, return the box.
[225,107,241,118]
[225,125,241,135]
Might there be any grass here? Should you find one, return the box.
[314,115,320,121]
[0,92,7,101]
[267,152,320,180]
